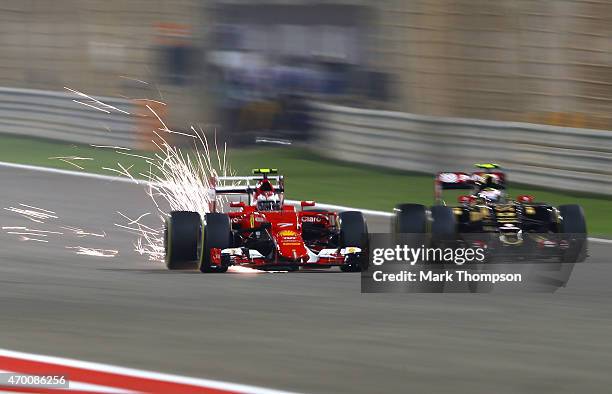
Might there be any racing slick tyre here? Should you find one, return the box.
[393,204,427,233]
[200,213,232,273]
[424,206,457,293]
[430,205,457,246]
[339,211,369,272]
[527,205,586,292]
[393,203,428,252]
[165,211,201,270]
[466,262,494,293]
[559,204,587,263]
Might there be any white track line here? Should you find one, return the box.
[0,348,298,394]
[0,161,146,184]
[0,160,609,244]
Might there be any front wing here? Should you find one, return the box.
[209,246,363,268]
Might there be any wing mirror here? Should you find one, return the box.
[517,194,534,203]
[300,201,315,210]
[230,201,246,209]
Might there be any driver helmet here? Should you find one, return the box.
[477,188,503,204]
[476,173,501,189]
[256,192,281,211]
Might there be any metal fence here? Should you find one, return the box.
[0,87,138,148]
[310,102,612,196]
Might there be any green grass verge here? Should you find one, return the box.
[1,134,610,236]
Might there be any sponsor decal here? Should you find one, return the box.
[301,216,322,223]
[282,242,302,246]
[278,230,299,237]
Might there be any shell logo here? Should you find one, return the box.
[278,230,298,237]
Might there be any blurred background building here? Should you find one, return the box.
[0,0,609,135]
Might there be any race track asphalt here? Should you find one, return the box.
[1,165,612,394]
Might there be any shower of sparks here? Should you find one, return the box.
[4,205,58,223]
[72,99,111,114]
[2,226,63,235]
[228,266,268,274]
[133,98,166,106]
[64,87,131,115]
[117,212,151,225]
[6,231,49,236]
[114,150,153,161]
[91,144,131,150]
[19,236,48,243]
[119,75,149,85]
[49,156,94,170]
[66,246,118,258]
[18,204,57,214]
[48,156,94,161]
[110,120,235,262]
[4,87,238,265]
[59,159,85,170]
[2,207,116,258]
[102,162,136,181]
[60,226,106,238]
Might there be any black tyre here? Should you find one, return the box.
[339,211,369,272]
[393,203,427,233]
[423,206,457,293]
[467,263,494,293]
[165,211,201,270]
[393,203,428,251]
[430,205,457,245]
[200,213,232,273]
[525,205,586,292]
[559,204,587,263]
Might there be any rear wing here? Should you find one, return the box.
[209,170,285,210]
[211,175,285,194]
[434,171,506,202]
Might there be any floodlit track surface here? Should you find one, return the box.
[1,166,612,394]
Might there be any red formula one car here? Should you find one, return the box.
[164,169,369,272]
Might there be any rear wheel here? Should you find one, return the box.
[339,211,369,272]
[165,211,201,270]
[200,213,232,273]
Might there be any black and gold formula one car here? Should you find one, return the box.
[393,164,587,291]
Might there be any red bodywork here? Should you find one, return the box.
[207,173,360,270]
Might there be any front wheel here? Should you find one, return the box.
[200,213,232,273]
[559,204,587,263]
[165,211,201,270]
